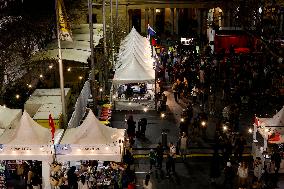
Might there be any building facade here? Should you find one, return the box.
[88,0,234,38]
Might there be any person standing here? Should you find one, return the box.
[172,81,179,102]
[169,142,176,173]
[142,174,152,189]
[155,142,164,170]
[253,157,263,182]
[149,149,156,172]
[210,152,221,184]
[78,175,89,189]
[127,115,136,145]
[237,162,248,189]
[67,166,78,189]
[179,132,189,161]
[271,149,282,187]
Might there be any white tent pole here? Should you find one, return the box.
[253,124,257,141]
[264,132,268,151]
[42,161,51,189]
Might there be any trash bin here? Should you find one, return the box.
[161,131,167,148]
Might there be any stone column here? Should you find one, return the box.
[174,8,179,35]
[153,8,156,27]
[226,10,231,27]
[128,9,133,31]
[197,8,201,37]
[171,8,174,35]
[141,9,146,33]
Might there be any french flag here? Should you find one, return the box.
[147,24,156,39]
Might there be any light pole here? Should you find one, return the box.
[88,0,97,115]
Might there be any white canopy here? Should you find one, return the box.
[113,27,155,84]
[31,24,103,63]
[0,111,63,161]
[0,106,21,130]
[255,106,284,144]
[57,110,125,162]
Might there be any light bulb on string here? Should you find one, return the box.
[39,74,43,78]
[67,67,71,72]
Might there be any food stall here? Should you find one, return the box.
[54,109,126,188]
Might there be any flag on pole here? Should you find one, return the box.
[147,24,157,46]
[147,24,156,39]
[57,0,72,41]
[49,114,56,143]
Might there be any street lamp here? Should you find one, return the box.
[99,88,103,101]
[143,107,148,112]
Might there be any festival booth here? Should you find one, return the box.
[253,106,284,172]
[0,106,21,136]
[112,28,156,110]
[0,111,63,189]
[54,109,125,188]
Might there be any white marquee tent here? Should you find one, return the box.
[57,109,125,162]
[0,111,64,189]
[113,28,155,84]
[0,106,22,135]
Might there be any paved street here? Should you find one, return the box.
[111,83,263,189]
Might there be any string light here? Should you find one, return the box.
[11,65,88,103]
[161,113,165,118]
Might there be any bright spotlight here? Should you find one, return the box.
[181,118,185,122]
[201,121,206,127]
[248,128,253,133]
[161,113,165,118]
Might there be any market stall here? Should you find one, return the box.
[52,109,125,188]
[253,106,284,172]
[0,111,64,189]
[56,109,125,162]
[112,28,156,110]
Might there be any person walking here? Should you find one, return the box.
[237,161,248,189]
[142,174,153,189]
[223,162,235,189]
